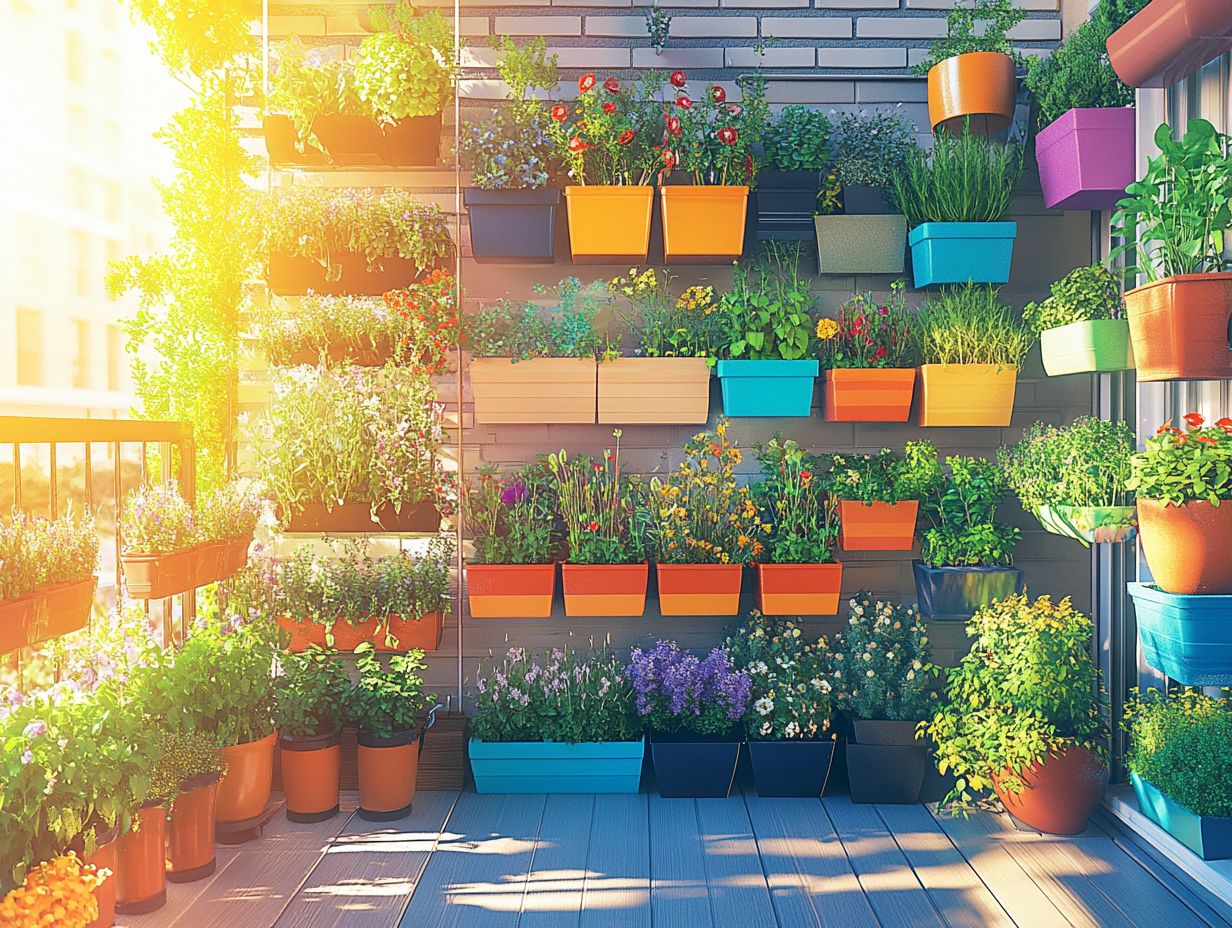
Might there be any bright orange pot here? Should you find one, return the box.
[329,612,444,652]
[660,185,749,264]
[357,728,422,821]
[564,185,654,263]
[562,563,649,617]
[840,501,919,552]
[1137,499,1232,594]
[469,358,598,425]
[276,616,328,652]
[116,803,167,915]
[0,594,34,655]
[193,542,225,587]
[823,368,915,422]
[756,563,843,616]
[927,52,1016,135]
[467,563,557,618]
[656,563,743,616]
[993,745,1108,835]
[216,731,275,825]
[85,826,119,928]
[279,731,341,823]
[917,364,1017,427]
[166,772,219,882]
[597,357,711,425]
[1123,273,1232,381]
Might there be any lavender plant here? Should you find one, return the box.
[626,640,752,736]
[195,480,262,543]
[121,482,195,555]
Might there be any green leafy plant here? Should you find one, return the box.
[607,268,725,360]
[0,514,98,601]
[832,594,939,722]
[761,106,832,173]
[121,482,195,555]
[1124,689,1232,818]
[465,463,557,565]
[914,284,1033,370]
[467,277,612,360]
[924,594,1106,807]
[823,442,941,506]
[999,418,1136,511]
[1022,265,1123,334]
[751,437,837,565]
[549,72,659,186]
[1126,413,1232,505]
[726,614,835,741]
[195,480,262,543]
[645,1,673,53]
[272,647,351,738]
[657,71,768,185]
[267,41,353,154]
[893,131,1023,226]
[815,280,915,369]
[831,108,919,191]
[351,11,457,122]
[913,0,1025,74]
[350,643,435,739]
[719,243,815,361]
[918,452,1021,568]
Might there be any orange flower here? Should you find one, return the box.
[1184,412,1206,428]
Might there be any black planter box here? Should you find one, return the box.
[912,561,1026,622]
[384,113,442,167]
[754,170,821,240]
[847,718,926,804]
[747,738,838,797]
[464,187,561,264]
[841,184,896,215]
[650,730,741,798]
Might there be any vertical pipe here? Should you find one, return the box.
[13,445,21,513]
[49,443,58,519]
[453,0,464,710]
[113,441,123,608]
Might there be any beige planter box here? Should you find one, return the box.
[469,358,597,424]
[597,358,711,425]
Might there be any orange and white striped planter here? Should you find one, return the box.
[656,563,743,616]
[839,501,920,552]
[823,369,916,422]
[756,563,843,616]
[467,563,557,618]
[562,563,649,617]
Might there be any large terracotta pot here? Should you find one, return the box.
[1107,0,1232,88]
[26,577,96,646]
[597,357,710,425]
[657,563,743,616]
[660,185,749,264]
[917,364,1018,427]
[927,52,1016,135]
[756,563,843,616]
[561,563,649,617]
[840,501,919,552]
[283,500,441,534]
[469,358,598,425]
[116,802,167,915]
[823,368,915,422]
[85,825,119,928]
[1122,273,1232,381]
[166,772,220,882]
[1137,499,1232,594]
[564,185,654,263]
[358,728,422,821]
[216,732,276,825]
[993,745,1108,835]
[467,563,557,618]
[279,731,341,823]
[328,612,444,653]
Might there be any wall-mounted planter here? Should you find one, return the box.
[715,359,818,417]
[1128,582,1232,686]
[840,500,919,552]
[562,563,648,617]
[1107,0,1232,89]
[823,368,915,422]
[917,364,1018,427]
[277,617,328,653]
[1131,772,1232,860]
[755,563,842,616]
[747,738,837,798]
[467,563,556,618]
[1123,273,1232,381]
[842,184,896,215]
[913,561,1026,621]
[26,577,96,647]
[597,357,710,425]
[216,731,276,825]
[1034,504,1138,546]
[907,222,1017,287]
[927,52,1017,135]
[660,185,749,264]
[310,114,386,165]
[470,358,598,424]
[282,501,440,534]
[657,563,743,616]
[223,533,254,576]
[167,771,221,883]
[815,214,908,275]
[564,185,653,264]
[278,730,341,823]
[1040,318,1134,376]
[358,728,422,821]
[650,730,741,798]
[1137,498,1232,595]
[469,737,645,794]
[278,611,444,654]
[464,187,560,264]
[262,115,327,167]
[993,745,1108,835]
[266,252,438,297]
[193,542,225,587]
[846,719,927,804]
[115,802,167,915]
[1036,108,1136,211]
[122,547,197,600]
[381,113,443,167]
[754,170,820,241]
[0,595,33,654]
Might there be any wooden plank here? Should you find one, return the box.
[518,794,595,928]
[648,796,713,928]
[580,793,650,928]
[694,797,777,928]
[117,848,241,928]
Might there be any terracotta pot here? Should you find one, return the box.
[27,577,96,646]
[0,594,34,654]
[276,617,328,652]
[357,728,422,821]
[121,547,197,600]
[469,357,598,425]
[823,368,915,422]
[326,611,445,652]
[266,252,443,298]
[192,542,225,587]
[659,185,749,264]
[1137,499,1232,594]
[309,114,386,165]
[85,825,119,928]
[993,744,1108,835]
[840,501,919,552]
[1123,273,1232,381]
[216,732,276,824]
[116,802,167,915]
[657,563,743,616]
[222,534,253,576]
[917,364,1018,427]
[562,563,649,617]
[597,357,710,425]
[279,730,341,823]
[467,563,557,618]
[1107,0,1232,88]
[564,185,654,263]
[166,772,220,882]
[282,500,441,534]
[756,563,843,616]
[927,52,1016,135]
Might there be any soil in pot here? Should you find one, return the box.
[650,730,742,799]
[279,730,342,823]
[358,728,422,820]
[216,732,276,825]
[1137,499,1232,594]
[747,738,838,798]
[992,744,1108,835]
[167,772,221,883]
[116,802,167,915]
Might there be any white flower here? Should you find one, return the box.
[755,697,774,716]
[866,669,875,678]
[785,721,800,738]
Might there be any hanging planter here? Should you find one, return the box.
[282,501,441,534]
[840,501,919,552]
[464,188,560,264]
[562,563,648,618]
[166,772,221,883]
[908,222,1017,288]
[927,52,1017,135]
[649,730,742,798]
[115,802,167,915]
[1123,274,1232,381]
[846,719,927,804]
[470,358,598,425]
[660,185,749,264]
[992,745,1108,835]
[1034,504,1138,545]
[656,563,743,616]
[917,364,1018,427]
[262,115,328,167]
[715,360,818,417]
[266,253,434,298]
[747,739,837,798]
[1107,0,1232,89]
[26,577,96,647]
[1137,498,1232,595]
[913,561,1026,621]
[310,114,386,165]
[564,186,654,263]
[1128,582,1232,686]
[755,563,842,616]
[192,542,225,587]
[382,113,443,167]
[815,214,907,276]
[1036,108,1136,211]
[0,595,33,654]
[597,357,710,425]
[216,732,276,826]
[278,730,341,823]
[333,612,445,653]
[1131,772,1232,860]
[358,728,422,821]
[121,547,197,600]
[469,738,646,794]
[222,533,254,575]
[822,368,915,422]
[1039,318,1134,376]
[754,170,820,241]
[467,563,557,618]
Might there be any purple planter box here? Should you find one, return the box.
[1035,108,1136,211]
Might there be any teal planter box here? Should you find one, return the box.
[1127,582,1232,686]
[715,360,818,417]
[1131,772,1232,860]
[907,222,1017,288]
[468,738,645,793]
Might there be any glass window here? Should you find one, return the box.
[16,309,44,387]
[73,318,91,389]
[106,324,124,391]
[66,30,85,84]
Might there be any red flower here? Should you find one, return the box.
[568,136,590,152]
[662,148,677,168]
[604,76,620,94]
[676,96,693,109]
[1217,417,1232,433]
[710,85,726,104]
[1184,412,1206,428]
[1156,419,1174,434]
[874,346,887,359]
[1196,436,1218,445]
[664,115,681,136]
[579,73,596,92]
[587,520,600,532]
[670,70,687,88]
[717,126,738,145]
[603,101,617,114]
[550,103,568,122]
[617,129,635,145]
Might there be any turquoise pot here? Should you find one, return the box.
[1131,772,1232,860]
[715,360,819,417]
[1127,582,1232,686]
[468,738,645,793]
[907,222,1017,287]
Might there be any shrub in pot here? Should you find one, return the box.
[273,647,350,823]
[1023,265,1133,376]
[161,730,225,883]
[755,105,831,241]
[470,647,643,793]
[120,482,198,600]
[823,442,938,552]
[0,513,98,651]
[627,640,751,798]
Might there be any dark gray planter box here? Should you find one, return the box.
[913,561,1026,622]
[754,170,821,240]
[464,187,560,264]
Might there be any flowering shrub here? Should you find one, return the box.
[121,482,195,555]
[725,614,834,741]
[626,640,751,736]
[0,513,98,600]
[751,437,835,565]
[823,443,940,506]
[657,71,767,185]
[607,267,725,360]
[816,280,915,369]
[467,277,612,360]
[1127,413,1232,506]
[472,647,639,743]
[465,464,556,565]
[0,854,105,928]
[195,480,262,543]
[1124,689,1232,818]
[549,72,658,186]
[999,418,1136,512]
[832,594,939,722]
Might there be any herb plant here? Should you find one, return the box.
[914,284,1033,370]
[832,594,939,722]
[548,432,653,565]
[831,108,919,191]
[751,437,837,565]
[1126,413,1232,506]
[719,243,815,361]
[121,482,195,555]
[893,131,1023,226]
[195,480,262,543]
[913,0,1025,74]
[918,452,1021,568]
[726,614,834,741]
[607,268,725,360]
[465,463,557,565]
[761,106,832,173]
[816,280,914,369]
[1124,690,1232,818]
[351,10,457,123]
[999,418,1136,512]
[658,71,768,185]
[1022,265,1123,334]
[0,514,98,601]
[351,643,434,739]
[272,647,351,738]
[626,641,752,736]
[823,442,941,505]
[467,277,611,360]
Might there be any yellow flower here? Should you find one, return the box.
[816,317,840,340]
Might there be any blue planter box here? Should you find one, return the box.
[468,738,645,793]
[715,360,818,417]
[907,222,1017,288]
[1131,772,1232,860]
[1127,582,1232,686]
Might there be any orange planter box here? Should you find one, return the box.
[467,563,557,618]
[927,52,1016,135]
[823,368,915,422]
[657,563,743,616]
[562,563,649,617]
[27,577,96,646]
[278,612,444,653]
[121,546,198,599]
[597,358,711,425]
[756,563,843,616]
[917,364,1017,427]
[469,358,597,425]
[564,185,654,263]
[840,501,919,552]
[660,185,749,264]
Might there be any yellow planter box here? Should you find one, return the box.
[564,186,653,264]
[659,185,749,264]
[917,364,1017,427]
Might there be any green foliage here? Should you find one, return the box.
[893,131,1023,226]
[918,452,1021,568]
[1124,690,1232,818]
[751,437,837,565]
[350,644,434,739]
[352,12,457,121]
[816,280,915,369]
[726,615,834,741]
[999,418,1136,511]
[607,269,725,360]
[465,463,557,565]
[913,0,1025,74]
[659,72,767,185]
[467,277,612,359]
[914,284,1033,369]
[719,243,815,361]
[1022,265,1123,333]
[158,729,225,786]
[823,442,940,505]
[832,594,940,722]
[0,513,98,601]
[195,480,262,543]
[272,647,350,738]
[120,481,195,555]
[761,106,832,173]
[831,108,919,191]
[1126,413,1232,505]
[123,0,254,75]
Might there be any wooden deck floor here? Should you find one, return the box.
[120,789,1232,928]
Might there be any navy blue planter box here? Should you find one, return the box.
[907,222,1017,288]
[650,731,741,798]
[463,188,560,264]
[1128,582,1232,686]
[747,739,838,797]
[468,738,644,793]
[913,561,1026,622]
[846,720,926,804]
[1132,772,1232,860]
[715,360,818,417]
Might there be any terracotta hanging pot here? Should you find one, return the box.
[756,563,843,616]
[283,500,441,534]
[992,744,1108,835]
[327,612,445,653]
[659,185,749,264]
[382,113,443,167]
[1107,0,1232,89]
[561,563,649,617]
[26,577,96,647]
[657,563,744,616]
[166,772,220,882]
[116,802,167,915]
[1136,499,1232,594]
[276,617,328,653]
[357,728,422,821]
[310,114,386,165]
[192,542,225,587]
[823,368,915,422]
[222,533,254,576]
[927,52,1017,135]
[597,357,710,425]
[0,594,34,654]
[917,364,1018,427]
[469,358,598,425]
[85,825,119,928]
[216,732,276,825]
[1122,273,1232,381]
[466,563,557,618]
[121,547,197,600]
[564,185,654,263]
[279,730,341,823]
[840,501,919,552]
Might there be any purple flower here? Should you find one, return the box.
[23,720,47,739]
[20,750,33,765]
[501,479,528,507]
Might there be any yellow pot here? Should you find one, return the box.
[660,185,749,264]
[564,186,653,264]
[917,364,1018,427]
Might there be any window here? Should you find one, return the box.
[66,104,88,148]
[73,319,91,389]
[101,50,120,98]
[104,181,121,222]
[16,309,44,386]
[68,167,90,211]
[106,324,124,392]
[66,30,85,84]
[72,230,91,297]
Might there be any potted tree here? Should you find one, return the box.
[1107,0,1232,89]
[1024,264,1133,376]
[162,731,226,884]
[824,442,939,552]
[0,513,98,651]
[924,595,1109,835]
[1110,118,1232,381]
[469,647,643,793]
[754,105,831,241]
[119,483,198,600]
[628,640,751,798]
[272,647,350,824]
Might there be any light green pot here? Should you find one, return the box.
[1039,319,1134,376]
[1034,504,1138,546]
[814,214,907,275]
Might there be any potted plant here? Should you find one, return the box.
[1000,418,1138,546]
[460,38,562,263]
[470,647,643,793]
[1110,119,1232,381]
[894,132,1024,288]
[816,281,917,422]
[913,284,1033,427]
[916,0,1024,135]
[119,482,198,600]
[1129,582,1232,686]
[727,614,838,797]
[272,647,350,823]
[834,594,940,804]
[195,480,262,584]
[714,245,818,416]
[650,421,763,616]
[464,464,558,618]
[1024,264,1133,376]
[628,640,751,798]
[351,643,435,820]
[751,438,841,616]
[467,277,608,424]
[1107,0,1232,89]
[1124,690,1232,860]
[824,443,938,552]
[924,595,1109,834]
[162,731,225,884]
[754,105,831,241]
[914,451,1025,621]
[0,513,98,651]
[115,729,179,915]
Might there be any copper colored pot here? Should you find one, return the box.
[927,52,1016,135]
[116,803,167,915]
[85,825,119,928]
[357,728,422,821]
[279,730,341,823]
[166,772,220,882]
[1107,0,1232,88]
[216,732,276,824]
[1137,499,1232,595]
[1123,273,1232,382]
[993,745,1108,835]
